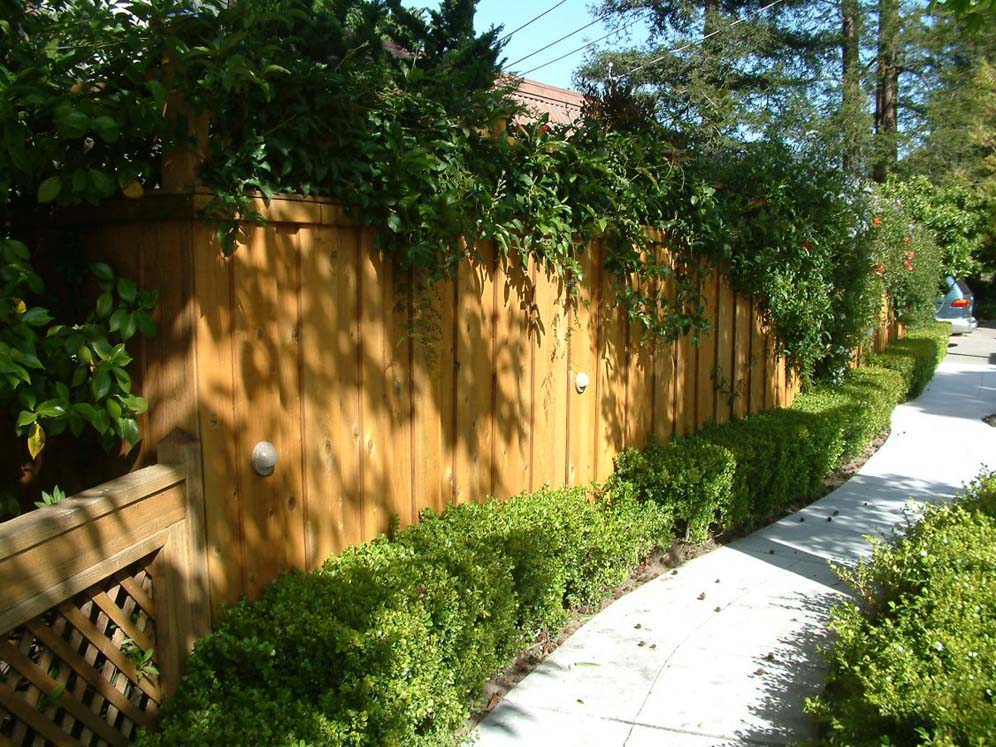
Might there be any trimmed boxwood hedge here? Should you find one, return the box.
[808,471,996,746]
[140,323,950,747]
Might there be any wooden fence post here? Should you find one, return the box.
[156,430,211,694]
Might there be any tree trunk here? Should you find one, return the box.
[841,0,863,174]
[874,0,900,182]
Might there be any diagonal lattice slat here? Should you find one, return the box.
[0,552,162,747]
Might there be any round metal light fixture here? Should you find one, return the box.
[252,441,278,477]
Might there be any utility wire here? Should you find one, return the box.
[515,0,786,80]
[510,14,644,77]
[498,0,569,44]
[504,15,604,68]
[625,0,788,77]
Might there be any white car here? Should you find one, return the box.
[935,276,978,334]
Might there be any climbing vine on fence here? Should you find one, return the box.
[1,0,950,442]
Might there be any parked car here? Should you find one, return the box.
[935,276,978,334]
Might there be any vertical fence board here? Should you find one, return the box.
[493,255,533,499]
[567,245,599,487]
[595,267,628,482]
[626,261,654,450]
[411,274,457,516]
[764,329,781,410]
[530,268,569,490]
[359,230,413,536]
[714,274,735,425]
[454,242,496,504]
[696,269,718,429]
[300,225,363,568]
[749,300,767,415]
[653,267,677,444]
[733,294,751,420]
[192,227,244,612]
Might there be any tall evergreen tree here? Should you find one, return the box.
[579,0,837,145]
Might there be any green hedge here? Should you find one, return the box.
[143,326,948,747]
[141,487,675,747]
[866,321,950,400]
[808,473,996,746]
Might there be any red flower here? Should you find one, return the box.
[903,260,914,271]
[906,250,915,260]
[873,216,882,226]
[802,241,813,251]
[903,236,912,244]
[875,262,887,277]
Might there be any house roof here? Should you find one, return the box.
[508,77,586,127]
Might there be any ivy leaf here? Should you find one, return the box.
[27,423,45,459]
[37,176,62,204]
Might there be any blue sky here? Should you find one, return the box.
[399,1,648,90]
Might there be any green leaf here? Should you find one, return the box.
[120,417,140,445]
[93,115,120,143]
[96,292,113,319]
[106,398,122,419]
[20,307,53,327]
[16,410,36,428]
[54,107,89,138]
[120,313,138,341]
[109,308,126,333]
[37,176,62,204]
[92,339,113,360]
[111,367,131,392]
[91,263,114,282]
[116,277,138,304]
[92,370,112,400]
[36,400,66,418]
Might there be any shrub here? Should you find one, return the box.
[609,438,736,542]
[866,321,950,399]
[808,473,996,746]
[140,486,675,747]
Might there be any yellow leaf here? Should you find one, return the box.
[28,423,45,459]
[122,180,144,199]
[13,298,26,314]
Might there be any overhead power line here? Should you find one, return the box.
[509,14,645,77]
[625,0,788,78]
[513,0,787,80]
[504,16,604,68]
[498,1,569,44]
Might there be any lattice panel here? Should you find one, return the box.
[0,552,162,747]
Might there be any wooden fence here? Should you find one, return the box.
[28,192,901,614]
[0,433,208,746]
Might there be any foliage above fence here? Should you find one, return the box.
[3,0,945,369]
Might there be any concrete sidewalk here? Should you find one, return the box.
[473,326,996,747]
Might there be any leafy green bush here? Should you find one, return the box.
[809,472,996,746]
[140,486,674,747]
[609,438,735,542]
[869,189,946,327]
